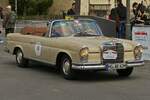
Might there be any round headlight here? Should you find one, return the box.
[134,45,143,60]
[79,47,89,58]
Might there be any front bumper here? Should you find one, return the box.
[72,60,144,70]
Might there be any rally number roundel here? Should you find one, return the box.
[35,42,42,56]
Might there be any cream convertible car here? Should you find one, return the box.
[5,19,144,79]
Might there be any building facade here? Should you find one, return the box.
[49,0,74,15]
[0,0,9,7]
[0,0,149,17]
[79,0,150,16]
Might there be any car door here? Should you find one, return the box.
[25,22,51,62]
[31,21,72,65]
[19,35,38,60]
[33,37,57,65]
[34,21,63,65]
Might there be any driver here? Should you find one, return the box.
[51,25,63,37]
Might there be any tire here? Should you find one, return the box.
[117,67,133,77]
[16,49,29,68]
[60,55,74,80]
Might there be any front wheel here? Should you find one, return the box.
[61,55,74,80]
[117,67,134,77]
[16,49,29,68]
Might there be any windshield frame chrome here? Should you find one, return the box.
[48,19,104,38]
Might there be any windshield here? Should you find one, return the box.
[51,20,103,37]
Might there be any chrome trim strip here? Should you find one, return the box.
[72,64,105,70]
[124,50,133,52]
[127,62,144,67]
[89,52,100,54]
[126,60,144,63]
[126,61,145,67]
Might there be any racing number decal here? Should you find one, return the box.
[35,42,42,56]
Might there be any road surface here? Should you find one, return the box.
[0,44,150,100]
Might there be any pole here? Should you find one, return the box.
[15,0,17,15]
[126,0,131,39]
[88,0,90,15]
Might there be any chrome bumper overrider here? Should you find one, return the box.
[72,60,144,70]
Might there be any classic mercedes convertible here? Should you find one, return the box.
[5,19,144,79]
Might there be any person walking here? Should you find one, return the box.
[116,0,127,39]
[132,2,139,17]
[0,6,4,43]
[109,8,117,21]
[0,6,3,19]
[3,5,16,36]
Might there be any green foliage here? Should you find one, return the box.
[9,0,53,16]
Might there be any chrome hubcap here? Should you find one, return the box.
[62,59,70,75]
[17,51,22,64]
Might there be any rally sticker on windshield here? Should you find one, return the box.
[35,42,42,56]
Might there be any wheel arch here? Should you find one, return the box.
[13,46,24,55]
[56,52,72,68]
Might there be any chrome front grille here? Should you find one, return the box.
[102,43,124,64]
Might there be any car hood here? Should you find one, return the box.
[60,36,138,52]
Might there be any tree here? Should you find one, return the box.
[9,0,53,16]
[36,0,53,15]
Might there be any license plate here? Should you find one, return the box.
[103,50,117,59]
[106,63,126,70]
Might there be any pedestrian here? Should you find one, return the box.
[116,0,127,39]
[67,3,76,15]
[0,6,3,19]
[132,2,138,17]
[0,6,4,43]
[131,2,144,25]
[109,8,117,21]
[3,5,16,36]
[137,1,147,22]
[131,1,147,25]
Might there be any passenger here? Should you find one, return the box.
[51,26,62,37]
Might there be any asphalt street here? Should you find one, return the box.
[0,43,150,100]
